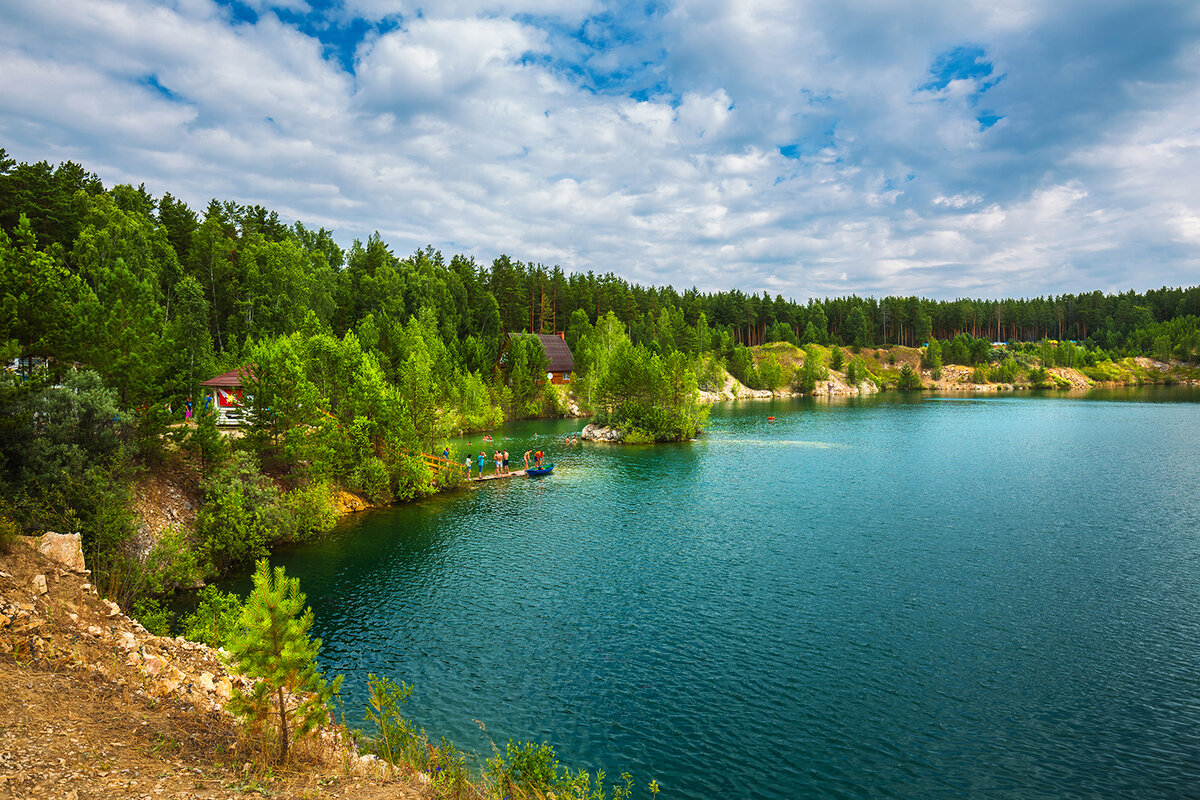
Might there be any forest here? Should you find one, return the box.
[3,148,1200,622]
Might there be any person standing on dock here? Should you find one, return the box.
[502,450,510,474]
[478,451,485,479]
[524,450,532,470]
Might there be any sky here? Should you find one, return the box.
[1,0,1199,301]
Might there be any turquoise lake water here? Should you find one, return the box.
[260,387,1200,799]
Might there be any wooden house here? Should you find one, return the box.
[507,332,576,384]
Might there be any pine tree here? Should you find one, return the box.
[228,559,342,764]
[829,345,845,372]
[187,404,226,477]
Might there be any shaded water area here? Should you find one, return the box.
[255,387,1200,799]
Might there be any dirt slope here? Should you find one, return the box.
[0,540,417,800]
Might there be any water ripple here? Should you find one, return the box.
[263,390,1200,800]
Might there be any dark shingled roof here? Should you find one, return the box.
[200,365,254,387]
[510,333,575,373]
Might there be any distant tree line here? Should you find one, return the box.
[1,147,1198,613]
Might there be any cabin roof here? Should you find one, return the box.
[510,333,575,373]
[200,365,254,387]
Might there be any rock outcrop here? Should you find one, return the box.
[334,489,373,514]
[580,423,624,442]
[28,531,87,572]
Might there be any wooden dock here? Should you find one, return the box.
[471,469,529,482]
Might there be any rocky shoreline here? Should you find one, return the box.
[0,534,408,799]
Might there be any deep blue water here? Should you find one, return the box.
[260,387,1200,799]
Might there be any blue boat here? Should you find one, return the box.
[526,463,554,477]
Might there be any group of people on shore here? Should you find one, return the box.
[452,431,584,479]
[465,449,511,478]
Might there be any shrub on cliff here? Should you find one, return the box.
[181,585,246,649]
[792,345,828,394]
[896,364,924,390]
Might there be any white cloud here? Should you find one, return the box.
[0,0,1198,301]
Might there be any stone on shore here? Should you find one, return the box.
[580,423,623,442]
[35,532,87,572]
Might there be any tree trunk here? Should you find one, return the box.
[277,686,289,764]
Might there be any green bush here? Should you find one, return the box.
[1083,361,1126,382]
[992,356,1019,383]
[180,585,246,649]
[393,453,435,502]
[141,528,202,593]
[757,354,784,390]
[0,508,18,553]
[622,428,655,444]
[846,356,867,386]
[351,456,393,505]
[365,674,473,793]
[698,357,725,391]
[278,480,339,542]
[896,364,923,390]
[792,345,829,394]
[196,451,280,573]
[829,346,845,372]
[132,596,173,636]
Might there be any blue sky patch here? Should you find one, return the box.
[977,113,1003,130]
[922,45,993,91]
[138,74,180,102]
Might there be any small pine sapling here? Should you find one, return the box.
[228,559,342,764]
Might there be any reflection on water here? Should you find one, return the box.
[247,388,1200,800]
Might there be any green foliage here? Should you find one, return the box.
[228,559,342,765]
[757,353,784,391]
[132,596,174,637]
[351,456,392,506]
[186,405,228,477]
[792,345,828,394]
[1028,365,1054,387]
[582,314,706,441]
[0,506,17,553]
[941,333,992,366]
[366,674,416,765]
[697,355,725,391]
[483,739,637,800]
[503,335,550,418]
[846,356,867,386]
[141,528,202,594]
[896,363,923,390]
[829,345,845,372]
[196,451,280,573]
[277,480,339,542]
[846,306,870,347]
[1083,360,1127,382]
[364,674,473,793]
[922,339,943,379]
[992,356,1020,383]
[727,345,758,388]
[180,585,246,649]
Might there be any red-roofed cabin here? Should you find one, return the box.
[508,332,576,384]
[200,365,253,425]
